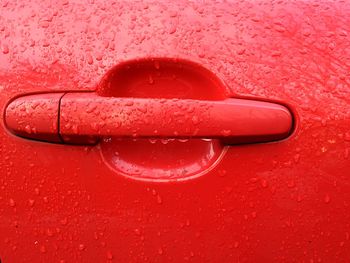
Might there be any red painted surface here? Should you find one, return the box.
[0,0,350,262]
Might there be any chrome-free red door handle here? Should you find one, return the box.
[5,92,293,144]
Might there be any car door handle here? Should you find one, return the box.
[5,92,293,144]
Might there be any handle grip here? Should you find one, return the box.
[6,92,293,144]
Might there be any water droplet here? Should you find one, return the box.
[95,53,103,61]
[293,154,300,163]
[106,251,113,260]
[160,139,169,145]
[274,25,286,33]
[2,44,9,54]
[46,228,53,237]
[125,100,134,106]
[287,180,295,188]
[42,41,50,47]
[9,198,15,207]
[169,10,178,17]
[191,115,199,125]
[87,54,93,65]
[40,245,46,253]
[60,217,68,225]
[237,48,245,55]
[271,51,281,57]
[344,132,350,141]
[148,138,157,144]
[297,195,303,202]
[221,130,231,136]
[40,21,50,28]
[156,195,162,204]
[24,125,32,134]
[28,199,35,207]
[154,60,160,69]
[261,179,268,188]
[219,170,227,177]
[324,194,330,203]
[168,25,176,34]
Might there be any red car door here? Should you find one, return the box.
[1,1,350,262]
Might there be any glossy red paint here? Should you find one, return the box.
[0,1,350,262]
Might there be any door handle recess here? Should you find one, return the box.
[5,92,293,144]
